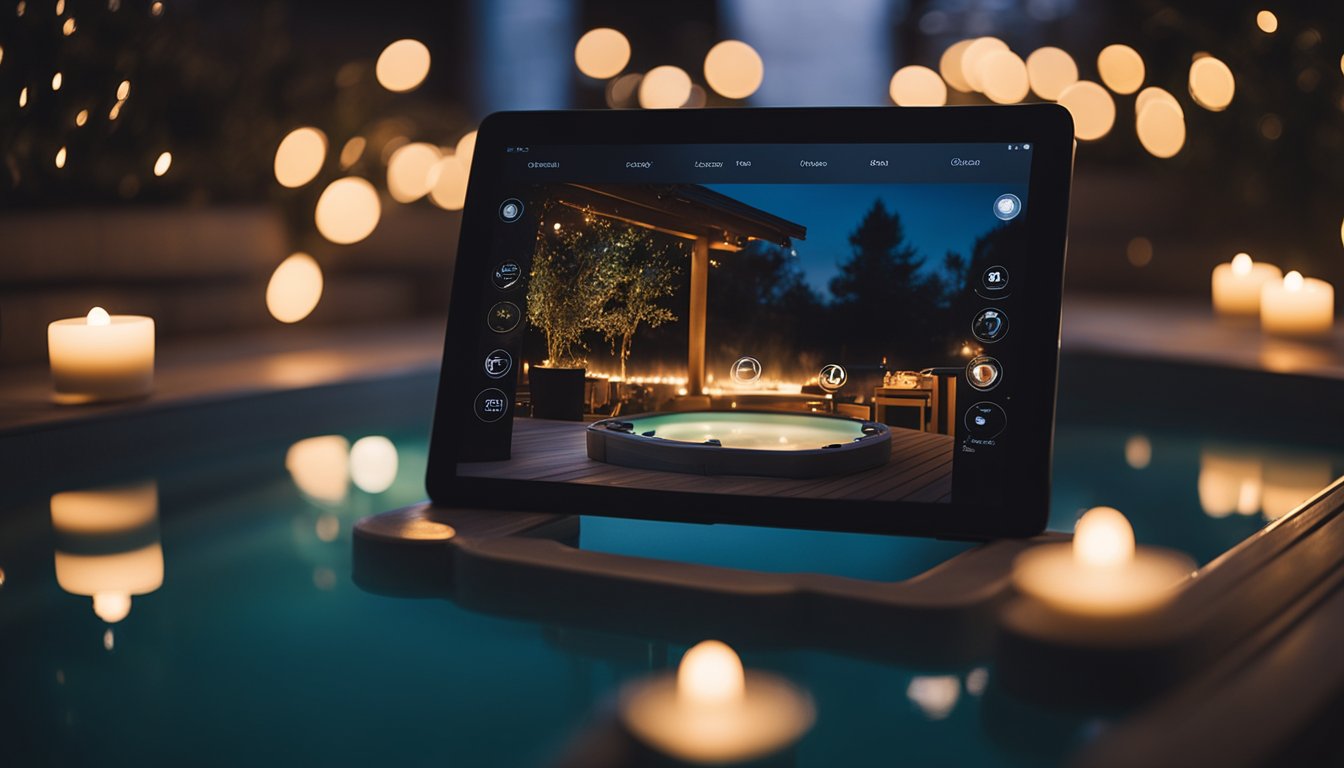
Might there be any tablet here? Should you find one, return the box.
[427,105,1073,539]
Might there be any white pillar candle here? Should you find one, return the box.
[1260,271,1335,337]
[1211,253,1281,317]
[48,306,155,404]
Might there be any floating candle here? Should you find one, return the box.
[1260,270,1335,337]
[1012,507,1193,617]
[619,640,814,765]
[48,306,154,404]
[1211,253,1281,317]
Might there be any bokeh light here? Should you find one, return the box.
[266,253,324,323]
[74,108,88,126]
[703,40,764,100]
[1126,237,1154,267]
[315,177,381,245]
[375,39,431,93]
[638,65,692,109]
[1256,10,1278,34]
[1135,86,1179,116]
[55,146,66,168]
[116,79,130,100]
[1025,47,1078,100]
[979,50,1030,104]
[386,142,440,203]
[939,39,976,93]
[1137,100,1185,158]
[62,16,73,35]
[339,136,365,169]
[274,127,327,189]
[961,37,1008,92]
[286,436,349,505]
[153,151,172,177]
[1057,80,1115,141]
[1097,44,1145,95]
[51,71,62,91]
[1125,434,1152,469]
[888,65,947,106]
[455,130,477,169]
[574,27,631,79]
[1189,56,1235,111]
[350,436,399,494]
[428,155,468,210]
[18,86,26,108]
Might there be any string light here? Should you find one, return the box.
[62,16,74,34]
[703,40,764,100]
[153,151,172,177]
[1189,56,1235,111]
[51,72,62,91]
[961,36,1008,92]
[1097,44,1145,95]
[116,80,130,100]
[1057,80,1116,140]
[1256,10,1278,34]
[939,39,976,93]
[375,39,431,93]
[267,253,324,323]
[15,1,24,18]
[339,136,365,169]
[889,65,947,106]
[979,50,1030,104]
[1136,100,1185,158]
[1025,47,1078,100]
[638,65,692,108]
[574,28,631,79]
[273,127,327,188]
[18,86,26,108]
[109,101,123,120]
[150,1,162,16]
[75,108,88,126]
[55,146,67,169]
[54,0,63,13]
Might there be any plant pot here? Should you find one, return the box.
[530,366,586,421]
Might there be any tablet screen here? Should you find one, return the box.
[455,141,1034,508]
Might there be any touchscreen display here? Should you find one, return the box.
[456,142,1033,506]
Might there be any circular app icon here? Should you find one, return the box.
[966,355,1002,391]
[483,349,512,379]
[818,363,847,392]
[993,193,1022,221]
[981,265,1009,291]
[731,356,762,385]
[972,308,1009,343]
[474,388,509,422]
[486,301,521,333]
[493,261,522,290]
[499,198,524,223]
[964,401,1006,439]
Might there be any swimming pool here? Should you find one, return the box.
[586,410,891,478]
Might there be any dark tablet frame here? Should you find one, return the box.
[426,105,1073,540]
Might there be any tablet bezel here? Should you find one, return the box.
[426,105,1073,540]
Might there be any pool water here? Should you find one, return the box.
[619,410,871,451]
[2,389,1341,766]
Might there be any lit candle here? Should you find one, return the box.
[619,640,815,764]
[1260,270,1335,338]
[1012,507,1193,617]
[48,306,155,403]
[1211,252,1281,317]
[51,481,163,624]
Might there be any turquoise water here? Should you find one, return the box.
[2,401,1340,766]
[620,410,869,450]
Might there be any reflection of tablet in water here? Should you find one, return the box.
[427,105,1074,540]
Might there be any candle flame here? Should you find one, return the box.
[1231,252,1252,276]
[1284,270,1304,291]
[1073,506,1134,568]
[87,306,111,326]
[93,591,131,623]
[677,640,745,706]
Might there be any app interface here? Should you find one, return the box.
[458,142,1033,506]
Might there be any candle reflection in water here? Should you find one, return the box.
[286,435,351,505]
[1198,448,1263,519]
[1262,458,1336,522]
[907,675,960,720]
[51,481,163,624]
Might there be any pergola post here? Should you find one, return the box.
[688,235,709,395]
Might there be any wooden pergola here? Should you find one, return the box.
[553,183,807,394]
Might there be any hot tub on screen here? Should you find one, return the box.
[586,411,891,479]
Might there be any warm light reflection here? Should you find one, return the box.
[1262,459,1334,521]
[639,65,692,109]
[285,435,350,504]
[375,39,431,93]
[1199,449,1262,518]
[574,27,631,79]
[315,513,340,543]
[350,435,399,493]
[907,675,960,720]
[1057,80,1115,140]
[153,151,172,177]
[315,177,381,244]
[1073,506,1134,568]
[979,50,1030,104]
[939,39,976,93]
[274,127,327,189]
[1189,56,1235,111]
[1256,10,1278,34]
[386,142,440,203]
[339,136,365,169]
[1025,46,1078,100]
[51,482,163,624]
[1097,44,1145,95]
[428,155,468,210]
[888,65,947,106]
[703,40,764,100]
[266,253,323,323]
[678,640,745,705]
[1136,100,1186,158]
[1125,434,1152,469]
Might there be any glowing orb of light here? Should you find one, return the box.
[350,436,399,494]
[939,39,977,93]
[1189,56,1235,111]
[1097,44,1145,95]
[455,130,477,169]
[87,306,111,326]
[386,142,441,203]
[704,40,764,99]
[888,65,947,106]
[428,155,469,210]
[75,108,88,126]
[1135,86,1179,116]
[1125,434,1152,469]
[153,151,172,177]
[117,79,130,100]
[1136,99,1185,158]
[266,253,324,323]
[677,640,745,705]
[375,39,431,93]
[1256,10,1278,34]
[961,36,1008,92]
[1056,80,1115,141]
[285,436,350,505]
[1025,47,1078,100]
[574,28,630,79]
[55,145,67,168]
[52,71,62,90]
[274,127,328,189]
[1073,506,1135,569]
[339,136,365,169]
[315,177,381,245]
[639,65,692,109]
[979,50,1030,104]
